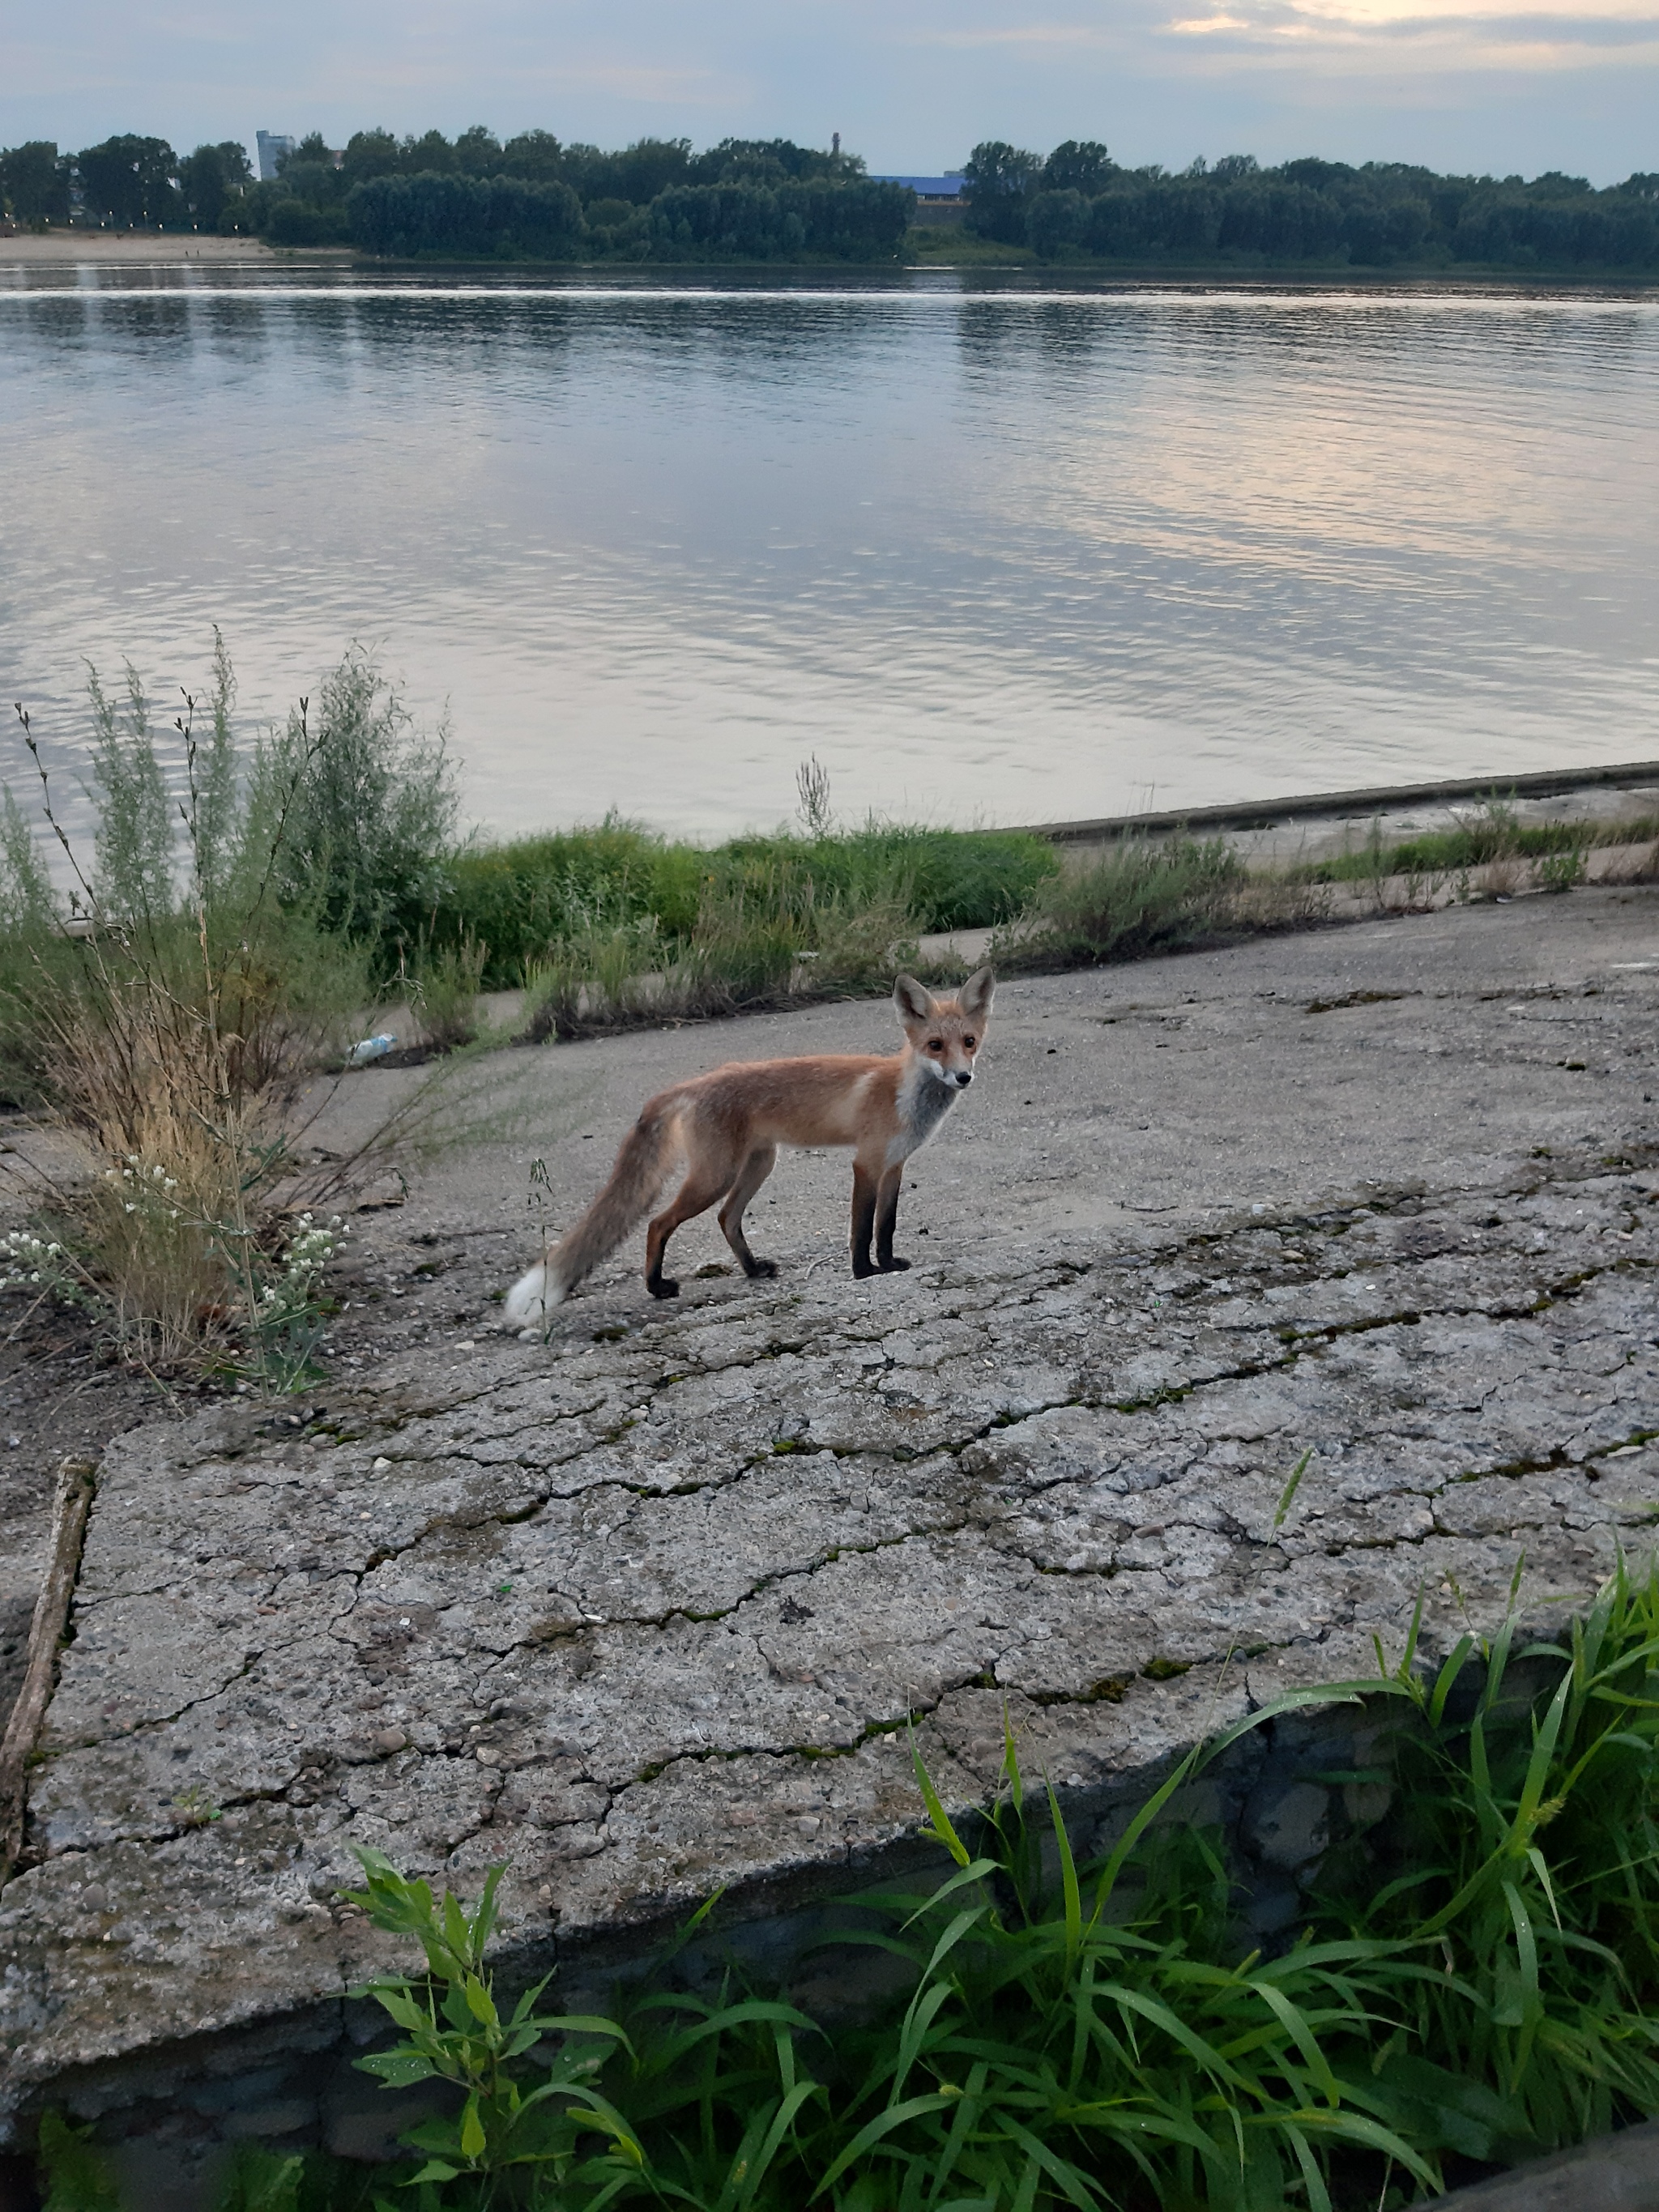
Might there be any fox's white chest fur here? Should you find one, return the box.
[886,1060,962,1168]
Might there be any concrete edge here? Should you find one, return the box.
[1427,2116,1659,2208]
[1011,761,1659,846]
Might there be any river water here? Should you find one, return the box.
[2,266,1656,843]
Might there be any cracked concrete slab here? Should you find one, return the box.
[2,1144,1657,2144]
[2,891,1657,2157]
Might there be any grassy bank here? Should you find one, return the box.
[437,818,1058,991]
[32,1559,1659,2207]
[3,641,1656,1383]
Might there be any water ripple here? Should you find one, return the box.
[2,271,1654,840]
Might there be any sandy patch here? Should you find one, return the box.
[0,232,277,264]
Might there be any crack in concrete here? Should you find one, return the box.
[14,1142,1657,1985]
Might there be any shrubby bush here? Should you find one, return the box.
[346,172,586,259]
[251,646,458,957]
[966,140,1659,271]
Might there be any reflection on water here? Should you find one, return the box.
[2,266,1655,841]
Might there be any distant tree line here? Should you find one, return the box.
[0,135,254,230]
[0,129,912,262]
[963,140,1659,270]
[6,126,1657,270]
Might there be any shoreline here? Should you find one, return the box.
[1014,757,1659,848]
[3,233,1656,288]
[0,232,273,264]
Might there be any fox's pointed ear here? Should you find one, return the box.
[958,967,995,1021]
[893,973,933,1025]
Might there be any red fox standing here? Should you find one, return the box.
[504,968,994,1323]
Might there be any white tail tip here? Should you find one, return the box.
[504,1262,565,1326]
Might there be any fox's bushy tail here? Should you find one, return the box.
[504,1102,680,1325]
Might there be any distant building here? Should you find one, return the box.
[870,173,969,224]
[255,132,296,183]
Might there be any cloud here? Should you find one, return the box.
[1156,0,1659,69]
[4,0,1657,185]
[898,0,1659,70]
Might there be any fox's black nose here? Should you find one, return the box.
[955,1070,973,1088]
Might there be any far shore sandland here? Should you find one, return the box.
[0,231,277,264]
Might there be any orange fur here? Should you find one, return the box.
[503,969,993,1321]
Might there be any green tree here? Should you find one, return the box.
[499,128,565,181]
[251,647,458,954]
[689,136,856,186]
[0,139,70,223]
[75,135,179,228]
[962,139,1043,242]
[178,142,251,229]
[347,171,585,260]
[403,128,456,173]
[559,135,691,205]
[1043,139,1114,194]
[339,129,402,188]
[285,130,333,169]
[275,157,344,211]
[454,124,504,175]
[609,135,693,202]
[1027,188,1090,258]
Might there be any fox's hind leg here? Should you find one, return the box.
[646,1159,732,1299]
[719,1145,779,1280]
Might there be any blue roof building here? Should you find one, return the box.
[872,175,967,202]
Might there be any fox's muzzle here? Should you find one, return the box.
[953,1070,973,1088]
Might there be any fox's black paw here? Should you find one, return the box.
[648,1277,680,1299]
[879,1256,912,1272]
[748,1258,779,1279]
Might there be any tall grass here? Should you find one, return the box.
[0,643,458,1383]
[1325,1567,1659,2160]
[989,836,1248,971]
[37,1559,1656,2207]
[518,863,919,1040]
[439,820,1058,991]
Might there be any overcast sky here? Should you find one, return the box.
[4,0,1655,185]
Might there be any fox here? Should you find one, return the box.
[503,967,994,1323]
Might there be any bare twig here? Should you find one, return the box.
[0,1455,99,1884]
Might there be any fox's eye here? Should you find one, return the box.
[963,1036,976,1050]
[927,1038,943,1051]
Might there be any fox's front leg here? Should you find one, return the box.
[850,1161,879,1278]
[875,1165,909,1272]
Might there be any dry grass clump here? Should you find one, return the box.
[0,641,467,1387]
[413,933,490,1053]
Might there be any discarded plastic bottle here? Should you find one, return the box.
[348,1034,397,1066]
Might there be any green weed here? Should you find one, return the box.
[437,817,1056,991]
[32,1561,1659,2207]
[990,836,1246,970]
